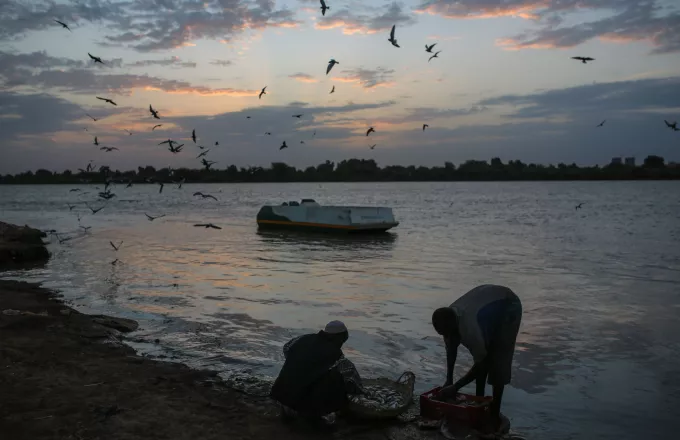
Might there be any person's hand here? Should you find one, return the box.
[436,384,459,401]
[442,379,453,388]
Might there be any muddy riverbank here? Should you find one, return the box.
[0,279,436,440]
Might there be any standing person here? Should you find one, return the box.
[431,284,523,431]
[271,320,364,428]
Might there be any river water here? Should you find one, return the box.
[1,181,678,439]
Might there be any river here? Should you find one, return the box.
[1,181,678,439]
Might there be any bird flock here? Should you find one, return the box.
[44,3,677,261]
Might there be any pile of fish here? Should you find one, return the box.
[439,394,491,408]
[349,384,407,410]
[222,371,274,397]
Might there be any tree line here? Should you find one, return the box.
[1,156,678,184]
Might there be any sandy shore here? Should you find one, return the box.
[0,279,433,440]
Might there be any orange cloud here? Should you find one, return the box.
[288,73,318,83]
[142,86,257,97]
[495,37,557,50]
[314,20,377,35]
[416,2,546,20]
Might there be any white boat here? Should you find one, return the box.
[256,199,399,233]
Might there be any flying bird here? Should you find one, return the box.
[191,129,196,143]
[320,0,330,16]
[597,120,606,127]
[96,96,117,106]
[125,181,133,188]
[158,139,175,146]
[86,113,98,122]
[196,150,210,158]
[158,182,164,193]
[425,43,437,53]
[152,124,162,130]
[264,132,272,135]
[193,192,218,201]
[100,147,119,152]
[369,144,376,150]
[571,56,594,64]
[149,105,160,119]
[175,178,185,189]
[575,203,585,210]
[80,225,92,233]
[144,213,165,221]
[423,124,429,131]
[124,129,132,135]
[93,137,99,146]
[428,51,441,62]
[280,141,288,150]
[67,204,76,211]
[88,53,104,64]
[169,144,184,154]
[246,116,251,119]
[111,259,119,265]
[259,86,267,99]
[300,141,305,144]
[54,20,71,31]
[86,203,105,214]
[366,127,375,136]
[69,188,81,192]
[194,223,222,230]
[330,85,335,94]
[388,25,399,48]
[109,241,123,251]
[201,158,216,170]
[664,120,678,130]
[292,114,303,118]
[327,59,339,75]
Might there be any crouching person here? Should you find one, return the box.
[271,320,364,428]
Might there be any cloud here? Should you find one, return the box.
[288,72,317,83]
[478,76,680,119]
[0,0,300,52]
[210,59,233,67]
[0,51,256,97]
[127,56,196,68]
[315,1,417,35]
[336,67,396,89]
[0,91,84,138]
[417,0,680,54]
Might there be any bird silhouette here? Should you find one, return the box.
[201,158,216,170]
[100,147,118,152]
[80,225,92,233]
[69,188,81,192]
[88,53,104,64]
[144,213,165,221]
[428,51,441,62]
[388,25,399,47]
[158,182,164,193]
[292,114,303,118]
[54,20,71,31]
[571,56,594,64]
[152,124,162,130]
[664,120,678,130]
[93,136,99,146]
[330,85,335,94]
[575,203,585,210]
[369,144,376,150]
[86,113,98,122]
[124,129,132,135]
[320,0,330,16]
[191,129,196,143]
[425,43,437,53]
[300,140,305,144]
[280,141,288,150]
[259,86,267,99]
[168,144,184,154]
[96,96,117,106]
[327,59,339,75]
[109,241,123,251]
[158,139,175,146]
[194,223,222,230]
[67,203,75,211]
[366,127,375,136]
[193,192,218,201]
[423,124,429,131]
[597,120,606,127]
[264,132,272,135]
[86,203,105,214]
[196,150,210,158]
[149,105,160,119]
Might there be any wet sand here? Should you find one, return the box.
[0,279,431,440]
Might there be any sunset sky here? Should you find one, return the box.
[1,0,679,174]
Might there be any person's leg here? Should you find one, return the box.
[490,384,504,428]
[476,362,488,396]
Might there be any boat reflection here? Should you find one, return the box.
[256,230,397,252]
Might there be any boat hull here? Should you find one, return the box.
[256,205,399,233]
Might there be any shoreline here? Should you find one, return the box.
[0,279,429,440]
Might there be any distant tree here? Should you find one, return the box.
[643,155,665,168]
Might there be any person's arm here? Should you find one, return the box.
[444,335,457,387]
[453,357,488,391]
[334,357,365,395]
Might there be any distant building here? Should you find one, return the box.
[610,157,623,165]
[624,157,635,166]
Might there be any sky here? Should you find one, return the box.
[0,0,679,174]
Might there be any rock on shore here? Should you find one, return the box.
[0,221,50,266]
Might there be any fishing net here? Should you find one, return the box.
[346,371,416,419]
